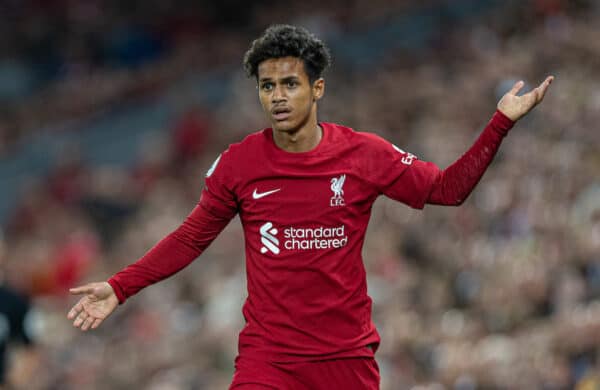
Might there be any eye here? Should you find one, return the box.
[261,82,274,91]
[287,80,298,88]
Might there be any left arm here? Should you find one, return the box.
[427,76,554,206]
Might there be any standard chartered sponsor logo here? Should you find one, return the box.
[260,222,280,254]
[259,222,348,255]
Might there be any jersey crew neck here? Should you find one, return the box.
[265,123,330,157]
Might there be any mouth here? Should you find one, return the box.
[272,107,291,121]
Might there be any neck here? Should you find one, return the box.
[272,114,322,153]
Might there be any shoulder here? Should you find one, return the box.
[213,128,268,164]
[205,128,267,181]
[323,122,419,169]
[323,122,396,152]
[226,128,264,152]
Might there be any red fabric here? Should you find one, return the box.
[427,110,514,205]
[107,111,513,363]
[229,356,379,390]
[107,204,231,303]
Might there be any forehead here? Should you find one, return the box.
[257,56,308,80]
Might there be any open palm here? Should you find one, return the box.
[67,282,119,331]
[497,76,554,121]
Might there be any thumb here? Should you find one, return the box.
[508,80,525,95]
[69,284,96,295]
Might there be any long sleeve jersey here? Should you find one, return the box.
[108,110,514,362]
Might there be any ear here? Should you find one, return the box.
[312,78,325,101]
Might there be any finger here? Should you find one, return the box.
[81,316,95,331]
[70,285,95,295]
[535,76,554,102]
[67,301,83,320]
[529,87,541,104]
[91,318,103,330]
[73,311,88,328]
[508,80,525,95]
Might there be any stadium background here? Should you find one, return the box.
[0,0,599,388]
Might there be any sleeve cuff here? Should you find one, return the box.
[492,110,516,135]
[107,278,126,304]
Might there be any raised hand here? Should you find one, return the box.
[497,76,554,121]
[67,282,119,331]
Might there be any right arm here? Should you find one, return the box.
[68,202,234,331]
[108,203,233,303]
[68,150,238,331]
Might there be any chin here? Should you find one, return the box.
[272,121,298,133]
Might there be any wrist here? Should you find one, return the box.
[496,106,520,122]
[492,109,515,135]
[107,278,126,304]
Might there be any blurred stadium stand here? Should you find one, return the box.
[0,0,599,389]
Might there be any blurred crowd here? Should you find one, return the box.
[0,0,438,156]
[1,0,599,389]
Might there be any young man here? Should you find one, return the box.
[68,25,553,389]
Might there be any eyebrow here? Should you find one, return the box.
[259,76,301,83]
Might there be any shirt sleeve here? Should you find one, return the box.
[200,149,239,219]
[362,132,440,209]
[426,110,515,206]
[368,110,514,209]
[108,150,239,303]
[108,203,234,303]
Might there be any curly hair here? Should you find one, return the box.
[243,24,332,83]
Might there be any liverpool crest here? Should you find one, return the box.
[330,174,346,207]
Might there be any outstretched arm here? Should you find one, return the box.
[427,76,553,206]
[106,203,233,302]
[68,203,233,331]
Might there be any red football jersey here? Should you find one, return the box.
[200,122,440,362]
[108,112,513,362]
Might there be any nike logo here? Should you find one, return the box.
[252,188,281,199]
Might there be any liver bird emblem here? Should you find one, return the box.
[330,174,345,199]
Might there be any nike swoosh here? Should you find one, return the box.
[252,188,281,199]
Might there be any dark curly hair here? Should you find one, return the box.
[243,24,332,83]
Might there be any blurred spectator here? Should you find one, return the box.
[171,106,211,168]
[0,231,40,388]
[0,1,599,388]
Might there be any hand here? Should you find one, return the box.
[497,76,554,121]
[67,282,119,331]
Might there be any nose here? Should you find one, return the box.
[271,84,287,103]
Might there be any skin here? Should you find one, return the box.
[66,54,554,332]
[497,76,554,121]
[257,56,325,152]
[67,282,117,331]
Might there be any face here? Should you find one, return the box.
[257,56,324,133]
